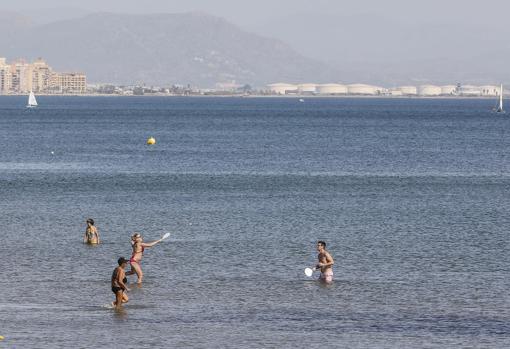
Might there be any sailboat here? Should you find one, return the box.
[26,91,38,108]
[495,84,504,113]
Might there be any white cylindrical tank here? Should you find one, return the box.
[460,85,481,96]
[397,86,417,95]
[375,86,386,94]
[479,85,499,96]
[440,85,457,95]
[297,83,317,94]
[347,84,378,95]
[418,85,442,96]
[267,83,298,95]
[316,83,348,95]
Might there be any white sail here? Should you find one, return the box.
[27,91,38,107]
[498,84,503,112]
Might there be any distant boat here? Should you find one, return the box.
[299,98,304,102]
[27,91,38,108]
[493,84,504,113]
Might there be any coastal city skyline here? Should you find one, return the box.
[0,56,505,98]
[0,57,86,94]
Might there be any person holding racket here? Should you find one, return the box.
[316,240,334,283]
[126,232,169,284]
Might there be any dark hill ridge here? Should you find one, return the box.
[2,12,337,87]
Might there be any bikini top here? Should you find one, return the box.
[132,243,144,255]
[86,228,96,238]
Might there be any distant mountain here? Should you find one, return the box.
[0,11,34,38]
[1,12,338,87]
[23,7,92,25]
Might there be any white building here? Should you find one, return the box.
[316,83,348,95]
[418,85,442,96]
[10,60,32,93]
[267,83,298,95]
[0,58,11,94]
[347,84,381,95]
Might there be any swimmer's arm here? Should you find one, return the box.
[83,230,88,243]
[141,239,163,247]
[95,228,100,243]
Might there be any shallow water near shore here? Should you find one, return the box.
[1,96,510,348]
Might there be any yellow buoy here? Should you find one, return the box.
[0,335,4,340]
[146,137,156,145]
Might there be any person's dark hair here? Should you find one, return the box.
[86,218,94,225]
[318,240,326,248]
[118,257,128,266]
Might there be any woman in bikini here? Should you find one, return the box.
[84,218,100,244]
[126,232,165,284]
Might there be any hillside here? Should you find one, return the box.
[2,12,337,87]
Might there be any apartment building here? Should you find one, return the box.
[0,58,11,94]
[50,72,87,94]
[0,57,86,94]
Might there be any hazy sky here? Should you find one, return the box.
[5,0,510,84]
[7,0,508,24]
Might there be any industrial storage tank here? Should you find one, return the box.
[267,83,298,95]
[347,84,379,95]
[418,85,442,96]
[316,83,348,95]
[479,85,499,96]
[440,85,457,95]
[460,85,481,96]
[397,86,417,95]
[389,89,403,96]
[297,83,317,94]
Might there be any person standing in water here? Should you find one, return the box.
[126,232,165,284]
[84,218,100,244]
[316,240,334,283]
[111,257,130,309]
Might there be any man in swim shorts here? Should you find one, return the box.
[316,240,334,283]
[111,257,130,309]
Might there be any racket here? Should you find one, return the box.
[304,267,316,277]
[161,233,171,240]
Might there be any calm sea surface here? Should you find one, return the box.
[1,96,509,348]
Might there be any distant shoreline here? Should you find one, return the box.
[0,93,502,100]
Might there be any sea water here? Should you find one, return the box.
[0,96,509,348]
